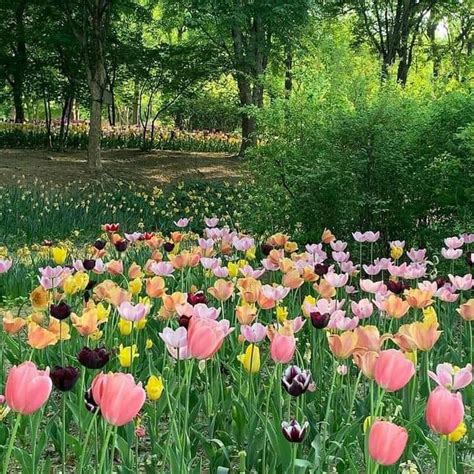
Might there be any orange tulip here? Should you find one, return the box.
[237,277,261,304]
[354,325,382,352]
[170,231,183,243]
[353,350,379,379]
[268,233,289,247]
[235,303,257,325]
[208,279,234,301]
[109,287,131,308]
[146,276,166,298]
[327,331,359,359]
[393,321,441,352]
[107,259,124,276]
[382,295,410,319]
[48,318,71,341]
[313,279,336,299]
[282,269,304,289]
[128,262,143,279]
[71,305,103,336]
[2,312,27,335]
[404,289,433,309]
[159,292,187,319]
[27,322,58,349]
[457,299,474,321]
[321,228,335,244]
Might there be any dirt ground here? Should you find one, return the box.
[0,148,242,186]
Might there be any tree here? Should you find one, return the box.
[61,0,115,170]
[167,0,312,156]
[0,0,30,123]
[351,0,439,84]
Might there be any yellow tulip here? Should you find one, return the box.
[51,246,67,265]
[145,338,153,349]
[118,344,139,367]
[74,272,89,291]
[118,318,133,336]
[422,306,437,325]
[245,247,256,261]
[390,246,404,260]
[276,306,288,324]
[134,318,147,330]
[237,344,260,373]
[63,276,79,295]
[145,375,164,401]
[228,262,239,278]
[129,277,143,295]
[96,303,110,322]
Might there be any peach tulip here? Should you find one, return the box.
[457,299,474,321]
[2,311,27,335]
[374,349,415,391]
[369,421,408,466]
[352,350,378,379]
[235,303,257,325]
[187,316,230,359]
[354,325,382,352]
[393,321,441,352]
[146,276,166,298]
[404,289,433,309]
[5,361,52,414]
[27,322,58,349]
[321,228,335,244]
[159,292,187,319]
[30,285,49,311]
[91,372,146,426]
[107,259,124,276]
[382,294,410,319]
[327,331,359,359]
[237,277,261,304]
[313,279,336,299]
[71,306,103,337]
[282,269,304,289]
[208,279,234,301]
[128,262,143,279]
[48,318,71,341]
[426,386,464,435]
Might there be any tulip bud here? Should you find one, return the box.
[281,419,309,443]
[50,366,80,391]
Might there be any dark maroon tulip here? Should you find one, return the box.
[435,277,448,289]
[114,239,128,252]
[83,259,96,271]
[78,347,110,369]
[163,242,175,252]
[314,263,329,276]
[93,239,106,250]
[187,291,207,306]
[84,388,100,414]
[85,280,96,291]
[261,243,273,256]
[310,311,330,329]
[386,279,406,295]
[282,366,313,397]
[281,420,309,443]
[50,366,80,391]
[178,315,192,329]
[50,302,71,320]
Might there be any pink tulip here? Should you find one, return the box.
[0,258,12,273]
[270,333,296,363]
[174,218,189,228]
[351,299,374,319]
[441,248,462,260]
[204,217,219,228]
[444,236,464,249]
[118,301,149,322]
[426,386,464,435]
[369,421,408,466]
[448,274,473,291]
[91,373,145,426]
[374,349,415,392]
[241,323,267,343]
[5,361,52,415]
[187,316,231,359]
[159,327,188,348]
[428,363,472,391]
[149,261,174,276]
[407,248,426,263]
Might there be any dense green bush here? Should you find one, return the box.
[249,89,474,246]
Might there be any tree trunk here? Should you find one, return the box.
[284,48,293,98]
[13,85,25,123]
[88,82,103,170]
[132,81,139,125]
[239,114,257,157]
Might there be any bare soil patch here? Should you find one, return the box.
[0,148,242,186]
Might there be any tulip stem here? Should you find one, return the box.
[62,393,66,474]
[78,410,99,474]
[98,424,113,473]
[2,413,21,474]
[261,366,277,471]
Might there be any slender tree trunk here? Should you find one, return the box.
[88,81,103,170]
[13,85,25,123]
[132,81,139,126]
[284,48,293,99]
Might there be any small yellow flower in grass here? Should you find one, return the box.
[422,306,437,325]
[118,344,139,367]
[118,318,133,336]
[145,338,153,349]
[145,375,164,401]
[390,246,404,260]
[447,421,466,442]
[128,277,142,295]
[51,246,67,265]
[237,344,260,373]
[276,306,288,324]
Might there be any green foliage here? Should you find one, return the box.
[248,88,474,246]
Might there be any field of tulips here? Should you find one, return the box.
[0,123,240,153]
[0,222,473,473]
